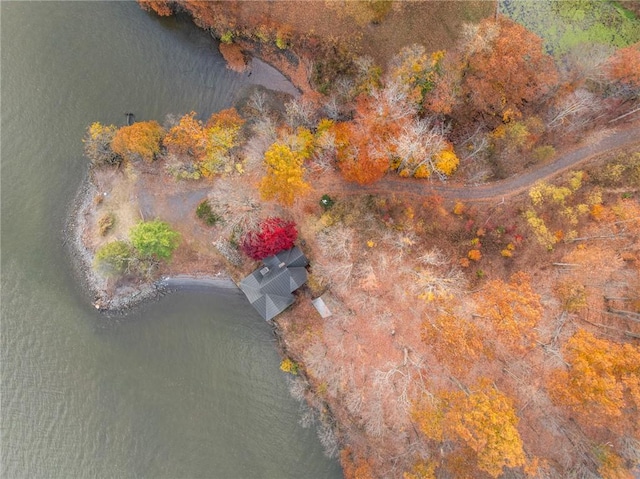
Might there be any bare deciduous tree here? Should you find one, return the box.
[547,89,603,131]
[247,90,270,117]
[285,97,318,129]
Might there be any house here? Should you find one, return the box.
[239,246,309,321]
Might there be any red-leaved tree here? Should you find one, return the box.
[240,217,298,260]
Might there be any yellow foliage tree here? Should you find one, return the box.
[292,127,315,160]
[83,122,119,166]
[389,44,445,106]
[202,108,245,175]
[434,147,459,176]
[413,378,527,478]
[549,329,640,431]
[163,109,245,176]
[403,460,436,479]
[111,120,164,163]
[259,142,310,206]
[474,272,542,354]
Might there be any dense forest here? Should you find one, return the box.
[80,1,640,477]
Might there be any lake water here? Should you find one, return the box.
[1,2,341,477]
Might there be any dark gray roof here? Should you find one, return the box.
[239,247,309,321]
[263,246,308,269]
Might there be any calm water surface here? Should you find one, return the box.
[1,2,341,477]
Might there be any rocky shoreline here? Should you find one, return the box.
[64,171,238,314]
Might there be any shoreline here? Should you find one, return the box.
[63,41,304,316]
[65,170,239,314]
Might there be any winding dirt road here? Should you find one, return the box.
[327,123,640,203]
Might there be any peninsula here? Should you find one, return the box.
[69,1,640,477]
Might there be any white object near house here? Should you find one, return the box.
[312,296,332,318]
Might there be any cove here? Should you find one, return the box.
[1,2,342,477]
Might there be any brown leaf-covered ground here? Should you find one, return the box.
[85,119,640,476]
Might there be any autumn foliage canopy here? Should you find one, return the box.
[259,141,310,205]
[240,217,298,261]
[413,378,527,478]
[111,120,165,163]
[163,108,245,176]
[607,42,640,90]
[426,18,558,123]
[549,328,640,432]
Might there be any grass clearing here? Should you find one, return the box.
[500,0,640,56]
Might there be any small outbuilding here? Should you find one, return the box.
[311,296,332,319]
[239,246,309,321]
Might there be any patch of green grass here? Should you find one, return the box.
[612,2,637,20]
[500,0,640,56]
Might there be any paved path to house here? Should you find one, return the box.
[322,122,640,203]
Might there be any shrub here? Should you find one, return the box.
[320,194,335,210]
[130,220,181,260]
[94,241,134,277]
[280,358,299,375]
[240,217,298,260]
[220,31,234,44]
[533,145,556,163]
[468,249,482,261]
[97,213,115,236]
[195,200,221,226]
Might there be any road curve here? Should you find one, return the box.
[328,123,640,203]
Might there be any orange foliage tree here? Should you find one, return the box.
[163,111,207,160]
[333,120,390,184]
[163,109,245,176]
[340,448,375,479]
[111,121,165,163]
[607,42,640,92]
[138,0,174,16]
[422,309,486,375]
[549,329,640,432]
[474,272,543,355]
[403,460,436,479]
[334,83,460,182]
[332,87,411,184]
[413,378,527,478]
[437,18,558,124]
